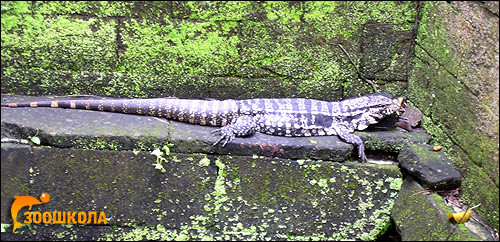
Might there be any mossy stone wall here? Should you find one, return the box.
[408,1,499,230]
[1,1,416,100]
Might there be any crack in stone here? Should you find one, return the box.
[415,43,480,97]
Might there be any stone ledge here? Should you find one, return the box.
[0,143,217,229]
[1,95,430,162]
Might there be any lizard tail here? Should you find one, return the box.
[2,100,59,108]
[2,98,239,127]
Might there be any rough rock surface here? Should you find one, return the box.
[398,143,461,190]
[1,145,403,240]
[391,176,496,241]
[408,1,499,229]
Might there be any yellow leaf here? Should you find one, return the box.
[448,209,471,223]
[309,139,318,144]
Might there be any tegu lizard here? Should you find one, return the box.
[2,94,404,162]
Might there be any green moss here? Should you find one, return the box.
[408,1,499,230]
[202,157,229,227]
[120,18,240,77]
[8,176,30,195]
[262,1,302,24]
[211,156,402,240]
[172,1,258,21]
[198,156,211,167]
[303,1,416,39]
[2,1,416,99]
[71,137,120,150]
[32,1,136,18]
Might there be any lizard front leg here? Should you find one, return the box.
[332,126,367,162]
[212,115,257,147]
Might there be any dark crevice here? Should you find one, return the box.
[375,218,402,241]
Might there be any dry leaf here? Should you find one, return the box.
[448,209,471,223]
[309,139,318,144]
[433,145,443,151]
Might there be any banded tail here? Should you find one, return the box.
[1,98,239,127]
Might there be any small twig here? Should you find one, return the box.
[454,204,480,224]
[445,179,492,240]
[408,189,432,197]
[470,204,481,210]
[445,159,498,241]
[1,138,30,144]
[337,44,378,93]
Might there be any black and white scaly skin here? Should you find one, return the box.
[1,95,402,162]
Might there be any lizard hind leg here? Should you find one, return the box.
[211,115,257,147]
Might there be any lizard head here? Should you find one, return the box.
[353,95,405,130]
[369,95,404,117]
[384,96,406,117]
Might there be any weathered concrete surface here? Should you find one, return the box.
[0,143,218,231]
[216,156,402,240]
[391,177,496,241]
[408,1,499,230]
[398,143,461,190]
[0,144,32,223]
[1,145,402,240]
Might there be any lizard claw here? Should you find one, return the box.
[211,116,255,147]
[358,144,367,162]
[211,127,235,147]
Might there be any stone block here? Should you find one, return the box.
[398,143,461,190]
[391,177,495,241]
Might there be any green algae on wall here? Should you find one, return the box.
[2,1,416,100]
[216,156,402,240]
[408,1,499,230]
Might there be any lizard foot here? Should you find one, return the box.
[211,127,235,147]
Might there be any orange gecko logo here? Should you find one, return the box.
[11,193,50,233]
